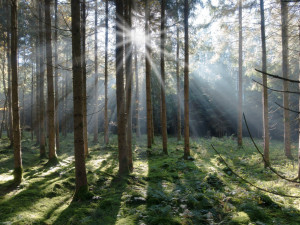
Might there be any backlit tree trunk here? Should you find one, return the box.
[45,0,57,162]
[11,0,22,184]
[281,0,291,158]
[176,24,181,141]
[145,0,152,148]
[134,36,140,138]
[260,0,269,167]
[160,0,168,154]
[237,0,243,147]
[183,0,190,159]
[116,0,129,175]
[71,0,89,199]
[104,0,109,145]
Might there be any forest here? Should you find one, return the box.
[0,0,300,224]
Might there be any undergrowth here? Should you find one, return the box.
[0,133,300,224]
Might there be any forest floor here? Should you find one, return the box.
[1,133,300,225]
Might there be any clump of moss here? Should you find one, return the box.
[73,185,93,201]
[230,211,250,225]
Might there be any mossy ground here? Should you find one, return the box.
[1,133,300,224]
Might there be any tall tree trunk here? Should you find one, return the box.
[54,0,60,152]
[176,25,181,141]
[125,0,133,171]
[116,0,129,175]
[281,0,291,158]
[298,24,300,179]
[81,0,88,156]
[260,0,269,167]
[31,62,34,140]
[134,35,140,138]
[145,0,152,148]
[160,0,168,154]
[104,0,109,145]
[93,0,99,143]
[39,1,46,158]
[237,0,243,147]
[11,0,22,184]
[183,0,190,159]
[35,34,40,144]
[45,0,57,163]
[71,0,89,200]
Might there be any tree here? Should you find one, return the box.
[176,23,181,141]
[45,0,57,163]
[145,0,152,149]
[71,0,89,199]
[104,0,109,145]
[125,0,133,171]
[11,0,22,184]
[38,1,46,158]
[259,0,269,167]
[134,34,140,138]
[183,0,190,159]
[116,0,129,175]
[93,0,99,143]
[281,0,291,158]
[237,0,243,147]
[160,0,168,154]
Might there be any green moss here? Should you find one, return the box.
[73,185,93,201]
[230,212,250,224]
[46,156,59,167]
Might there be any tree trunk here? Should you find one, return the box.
[134,35,140,138]
[11,0,22,184]
[39,1,46,158]
[35,33,40,144]
[298,24,300,179]
[160,0,168,154]
[71,0,89,200]
[281,0,291,158]
[125,0,133,171]
[260,0,269,167]
[145,0,152,148]
[176,25,181,141]
[81,0,88,156]
[183,0,190,159]
[54,0,60,152]
[237,0,243,147]
[116,0,129,175]
[31,62,34,140]
[45,0,57,163]
[93,0,99,143]
[104,0,109,145]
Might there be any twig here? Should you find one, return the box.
[255,69,300,83]
[252,79,300,95]
[275,102,300,114]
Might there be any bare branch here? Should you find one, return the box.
[255,69,300,83]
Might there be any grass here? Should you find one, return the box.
[1,133,300,224]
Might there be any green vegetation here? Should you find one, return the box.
[1,133,300,224]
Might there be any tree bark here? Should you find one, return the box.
[93,0,99,143]
[71,0,89,199]
[125,0,133,171]
[104,0,109,145]
[260,0,269,167]
[11,0,22,184]
[116,0,129,175]
[54,0,60,152]
[45,0,57,162]
[81,0,88,156]
[160,0,168,154]
[237,0,243,147]
[134,35,140,138]
[183,0,190,159]
[39,1,46,158]
[145,0,152,148]
[280,0,291,158]
[176,24,181,141]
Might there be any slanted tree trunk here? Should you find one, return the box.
[176,24,181,141]
[183,0,190,159]
[45,0,57,163]
[93,0,99,143]
[125,0,133,171]
[281,0,291,158]
[160,0,168,154]
[71,0,89,200]
[116,0,129,175]
[104,0,109,145]
[145,0,152,148]
[237,0,243,147]
[54,0,60,152]
[39,1,46,158]
[134,35,140,138]
[81,0,88,156]
[260,0,269,167]
[11,0,22,184]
